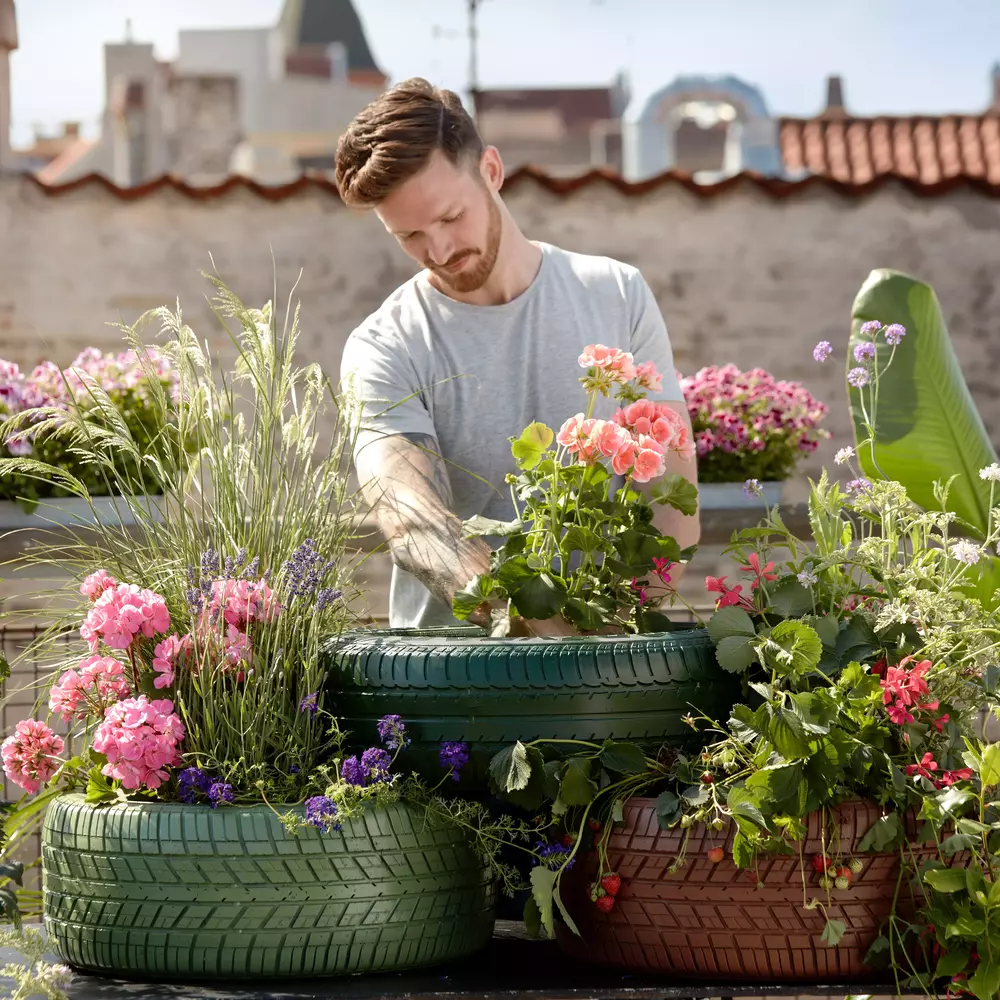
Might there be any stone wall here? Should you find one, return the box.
[1,172,999,617]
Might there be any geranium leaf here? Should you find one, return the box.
[922,868,968,893]
[452,573,495,619]
[511,573,566,620]
[511,422,554,470]
[651,474,699,516]
[981,743,1000,787]
[462,515,523,538]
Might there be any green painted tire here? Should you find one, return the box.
[323,625,739,785]
[42,794,495,980]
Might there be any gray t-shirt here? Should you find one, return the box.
[340,241,683,628]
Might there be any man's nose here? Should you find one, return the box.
[426,232,455,266]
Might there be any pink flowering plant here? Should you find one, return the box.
[0,347,187,508]
[452,344,699,635]
[681,363,829,483]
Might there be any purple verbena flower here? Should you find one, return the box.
[812,341,833,363]
[742,478,762,499]
[377,714,409,751]
[847,477,872,493]
[859,321,882,336]
[289,764,300,774]
[341,756,367,786]
[534,840,576,871]
[853,342,876,363]
[439,741,470,781]
[177,766,212,804]
[207,782,234,808]
[361,747,393,783]
[884,324,906,345]
[304,795,341,833]
[847,367,870,388]
[299,692,319,718]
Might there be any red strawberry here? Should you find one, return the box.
[600,873,621,896]
[811,853,833,873]
[707,847,724,863]
[700,771,714,784]
[562,834,575,847]
[595,894,616,913]
[588,818,602,832]
[836,866,854,885]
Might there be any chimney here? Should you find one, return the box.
[110,76,148,186]
[824,74,846,117]
[0,0,17,173]
[62,121,80,139]
[992,63,1000,110]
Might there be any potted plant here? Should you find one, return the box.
[0,277,519,981]
[325,345,741,782]
[681,363,829,509]
[0,348,184,529]
[485,321,1000,996]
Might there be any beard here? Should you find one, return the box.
[425,195,502,294]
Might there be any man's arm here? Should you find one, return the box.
[355,431,493,623]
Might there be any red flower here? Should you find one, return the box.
[871,658,887,677]
[886,704,914,725]
[935,768,974,788]
[905,752,939,781]
[739,552,779,591]
[705,575,753,611]
[652,557,673,584]
[931,713,951,733]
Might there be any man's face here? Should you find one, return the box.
[375,149,503,294]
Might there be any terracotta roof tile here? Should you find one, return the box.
[780,114,1000,184]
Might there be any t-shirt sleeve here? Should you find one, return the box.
[625,270,684,402]
[339,324,438,459]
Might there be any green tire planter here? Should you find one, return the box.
[323,625,739,786]
[42,794,495,980]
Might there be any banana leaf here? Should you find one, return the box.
[849,268,998,537]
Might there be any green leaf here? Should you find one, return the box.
[938,833,977,856]
[488,741,533,794]
[522,895,542,938]
[0,861,23,885]
[530,866,556,938]
[511,573,566,620]
[512,422,555,470]
[707,606,756,643]
[767,709,813,759]
[731,830,754,868]
[969,959,1000,1000]
[654,790,682,829]
[727,786,766,828]
[746,763,804,812]
[849,269,998,537]
[462,515,523,538]
[560,525,605,556]
[599,741,647,775]
[820,918,846,947]
[560,757,598,807]
[552,882,581,938]
[768,578,814,617]
[496,556,536,591]
[715,635,758,673]
[857,813,903,853]
[0,649,9,683]
[788,691,835,735]
[936,948,971,980]
[85,766,116,806]
[810,614,840,648]
[922,867,968,893]
[611,798,624,823]
[981,743,1000,787]
[452,573,495,619]
[835,613,879,666]
[729,703,769,740]
[503,747,547,811]
[760,620,823,675]
[563,597,605,631]
[651,473,699,516]
[612,529,663,573]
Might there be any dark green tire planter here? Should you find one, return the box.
[323,625,740,786]
[42,794,495,980]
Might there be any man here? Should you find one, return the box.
[337,78,698,634]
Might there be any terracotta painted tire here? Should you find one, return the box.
[323,625,739,786]
[42,794,495,980]
[558,798,935,981]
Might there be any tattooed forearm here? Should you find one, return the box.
[355,432,491,615]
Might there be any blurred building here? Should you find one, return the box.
[31,0,386,187]
[0,0,15,172]
[473,74,629,175]
[623,69,1000,184]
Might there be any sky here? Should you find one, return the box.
[9,0,1000,146]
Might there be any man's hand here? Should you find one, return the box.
[355,432,491,616]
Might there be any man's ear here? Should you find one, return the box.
[479,146,505,193]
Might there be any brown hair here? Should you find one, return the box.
[335,78,484,208]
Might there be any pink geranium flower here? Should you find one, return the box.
[152,634,193,689]
[1,719,65,793]
[80,569,117,601]
[578,344,637,383]
[92,695,185,791]
[634,361,663,392]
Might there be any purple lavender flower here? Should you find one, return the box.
[859,321,882,336]
[884,324,906,345]
[299,692,319,718]
[316,587,343,613]
[812,341,833,363]
[223,548,248,578]
[304,795,341,833]
[439,741,470,781]
[283,539,329,598]
[200,547,220,579]
[534,840,576,871]
[341,756,367,786]
[241,555,260,580]
[177,766,212,804]
[207,782,234,808]
[847,367,870,388]
[361,747,393,783]
[853,342,876,363]
[377,714,409,751]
